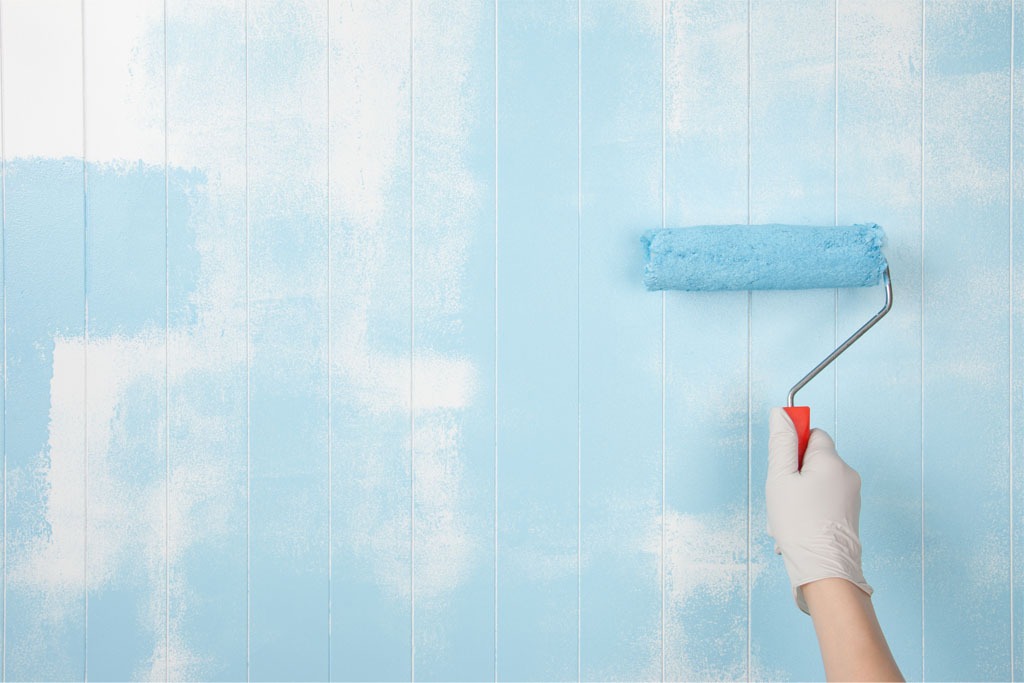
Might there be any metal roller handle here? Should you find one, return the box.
[787,266,893,407]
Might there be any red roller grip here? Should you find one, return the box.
[783,405,811,471]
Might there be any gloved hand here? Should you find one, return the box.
[766,407,873,614]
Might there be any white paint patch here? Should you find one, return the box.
[75,333,164,591]
[5,336,85,618]
[645,506,767,681]
[6,0,245,166]
[5,0,165,163]
[664,1,747,143]
[329,0,412,241]
[410,417,473,603]
[3,0,84,160]
[659,507,753,604]
[83,0,166,166]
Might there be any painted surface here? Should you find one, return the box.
[0,0,1019,681]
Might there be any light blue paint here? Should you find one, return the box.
[5,158,86,681]
[412,1,496,680]
[167,375,248,682]
[496,1,580,680]
[166,181,202,331]
[86,161,189,336]
[929,0,1012,78]
[247,1,329,680]
[664,1,751,678]
[924,2,1012,680]
[579,1,662,680]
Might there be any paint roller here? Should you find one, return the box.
[642,223,892,470]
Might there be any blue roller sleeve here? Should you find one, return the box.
[641,223,887,292]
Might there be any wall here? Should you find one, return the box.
[0,0,1019,680]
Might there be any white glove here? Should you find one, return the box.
[766,407,873,614]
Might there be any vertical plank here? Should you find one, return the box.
[329,1,412,680]
[1016,4,1024,679]
[835,1,923,679]
[923,2,1012,680]
[0,15,4,677]
[82,2,169,679]
[663,1,750,679]
[247,1,329,679]
[748,1,836,679]
[578,1,661,680]
[166,0,248,679]
[495,1,579,679]
[3,1,86,679]
[412,0,496,679]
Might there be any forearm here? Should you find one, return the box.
[802,578,903,682]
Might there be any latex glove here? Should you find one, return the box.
[766,407,873,614]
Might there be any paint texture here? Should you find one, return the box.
[642,223,887,292]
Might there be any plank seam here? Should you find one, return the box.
[920,2,926,678]
[0,0,7,677]
[493,0,499,679]
[576,3,582,680]
[81,1,90,678]
[409,0,416,677]
[1010,2,1016,679]
[162,2,170,679]
[326,1,333,678]
[660,1,667,681]
[745,1,753,680]
[244,0,251,677]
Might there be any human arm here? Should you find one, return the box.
[802,577,902,682]
[766,408,902,682]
